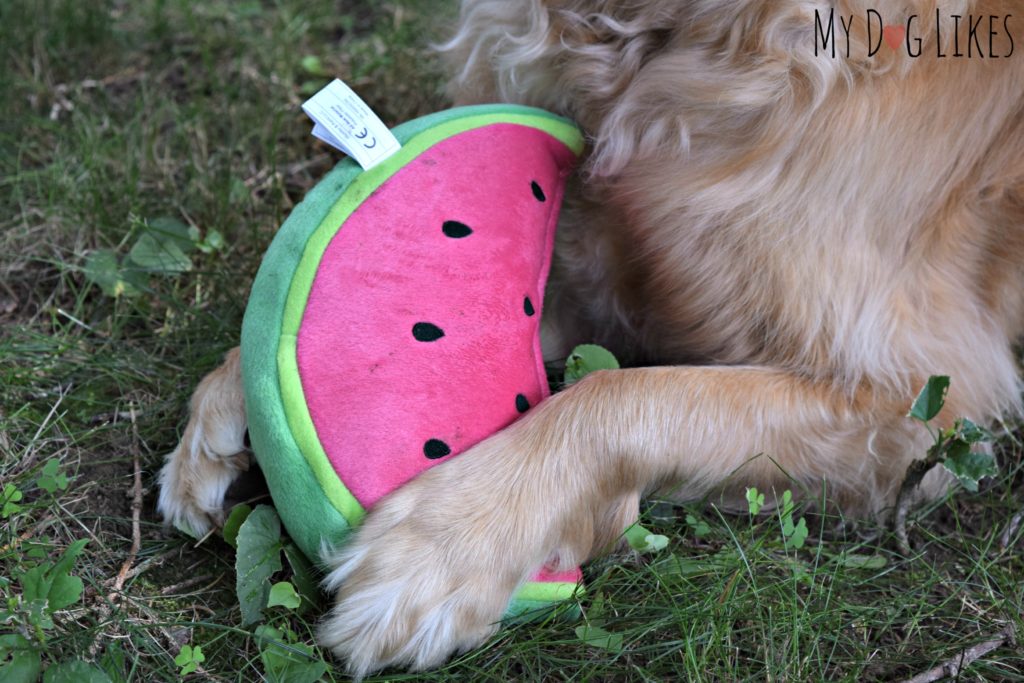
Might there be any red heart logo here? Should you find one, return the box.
[883,25,905,51]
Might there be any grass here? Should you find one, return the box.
[1,0,1022,680]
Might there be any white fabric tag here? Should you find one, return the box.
[301,79,401,170]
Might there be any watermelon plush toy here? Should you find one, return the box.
[240,104,585,617]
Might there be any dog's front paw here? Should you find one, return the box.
[157,348,249,536]
[317,429,608,678]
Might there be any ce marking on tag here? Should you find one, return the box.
[354,127,377,149]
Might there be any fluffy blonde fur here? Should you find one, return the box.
[159,0,1024,677]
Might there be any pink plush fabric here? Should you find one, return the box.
[296,125,579,592]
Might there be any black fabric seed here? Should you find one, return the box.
[424,439,451,459]
[531,180,546,202]
[412,322,445,342]
[440,222,471,240]
[524,296,535,316]
[442,220,473,238]
[515,394,530,413]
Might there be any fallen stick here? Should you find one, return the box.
[899,624,1016,683]
[999,510,1023,550]
[113,406,144,591]
[88,407,144,658]
[892,445,944,556]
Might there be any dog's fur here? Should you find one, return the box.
[158,0,1024,677]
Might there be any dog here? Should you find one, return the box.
[157,0,1024,676]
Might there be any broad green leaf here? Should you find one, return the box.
[838,553,887,570]
[25,599,54,630]
[147,216,194,252]
[563,344,620,385]
[623,524,668,553]
[780,490,794,519]
[128,233,192,274]
[575,625,623,653]
[283,543,320,613]
[83,249,138,297]
[205,229,224,250]
[0,649,41,683]
[37,459,68,493]
[782,515,795,537]
[943,437,971,464]
[173,645,192,666]
[197,229,225,254]
[51,539,89,579]
[47,573,84,611]
[267,581,301,610]
[2,484,22,503]
[943,449,998,493]
[222,504,253,549]
[745,487,765,515]
[784,517,809,550]
[908,375,950,422]
[20,566,51,604]
[1,484,22,517]
[43,659,113,683]
[0,634,33,656]
[685,514,710,538]
[256,626,329,683]
[174,644,205,675]
[642,534,668,552]
[651,550,739,581]
[300,55,330,76]
[235,505,283,625]
[957,418,988,444]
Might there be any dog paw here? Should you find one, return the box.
[157,348,249,536]
[316,430,603,678]
[316,414,644,679]
[157,441,249,537]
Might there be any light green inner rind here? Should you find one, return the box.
[513,580,581,603]
[506,582,583,622]
[277,111,583,529]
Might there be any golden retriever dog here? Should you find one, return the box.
[157,0,1024,676]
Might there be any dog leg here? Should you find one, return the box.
[157,347,249,536]
[317,365,933,678]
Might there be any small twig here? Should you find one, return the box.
[113,407,144,592]
[193,526,218,547]
[159,573,215,596]
[89,407,144,658]
[121,545,183,582]
[898,624,1016,683]
[999,510,1023,550]
[892,444,944,556]
[86,409,139,426]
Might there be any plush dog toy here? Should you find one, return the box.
[240,104,585,617]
